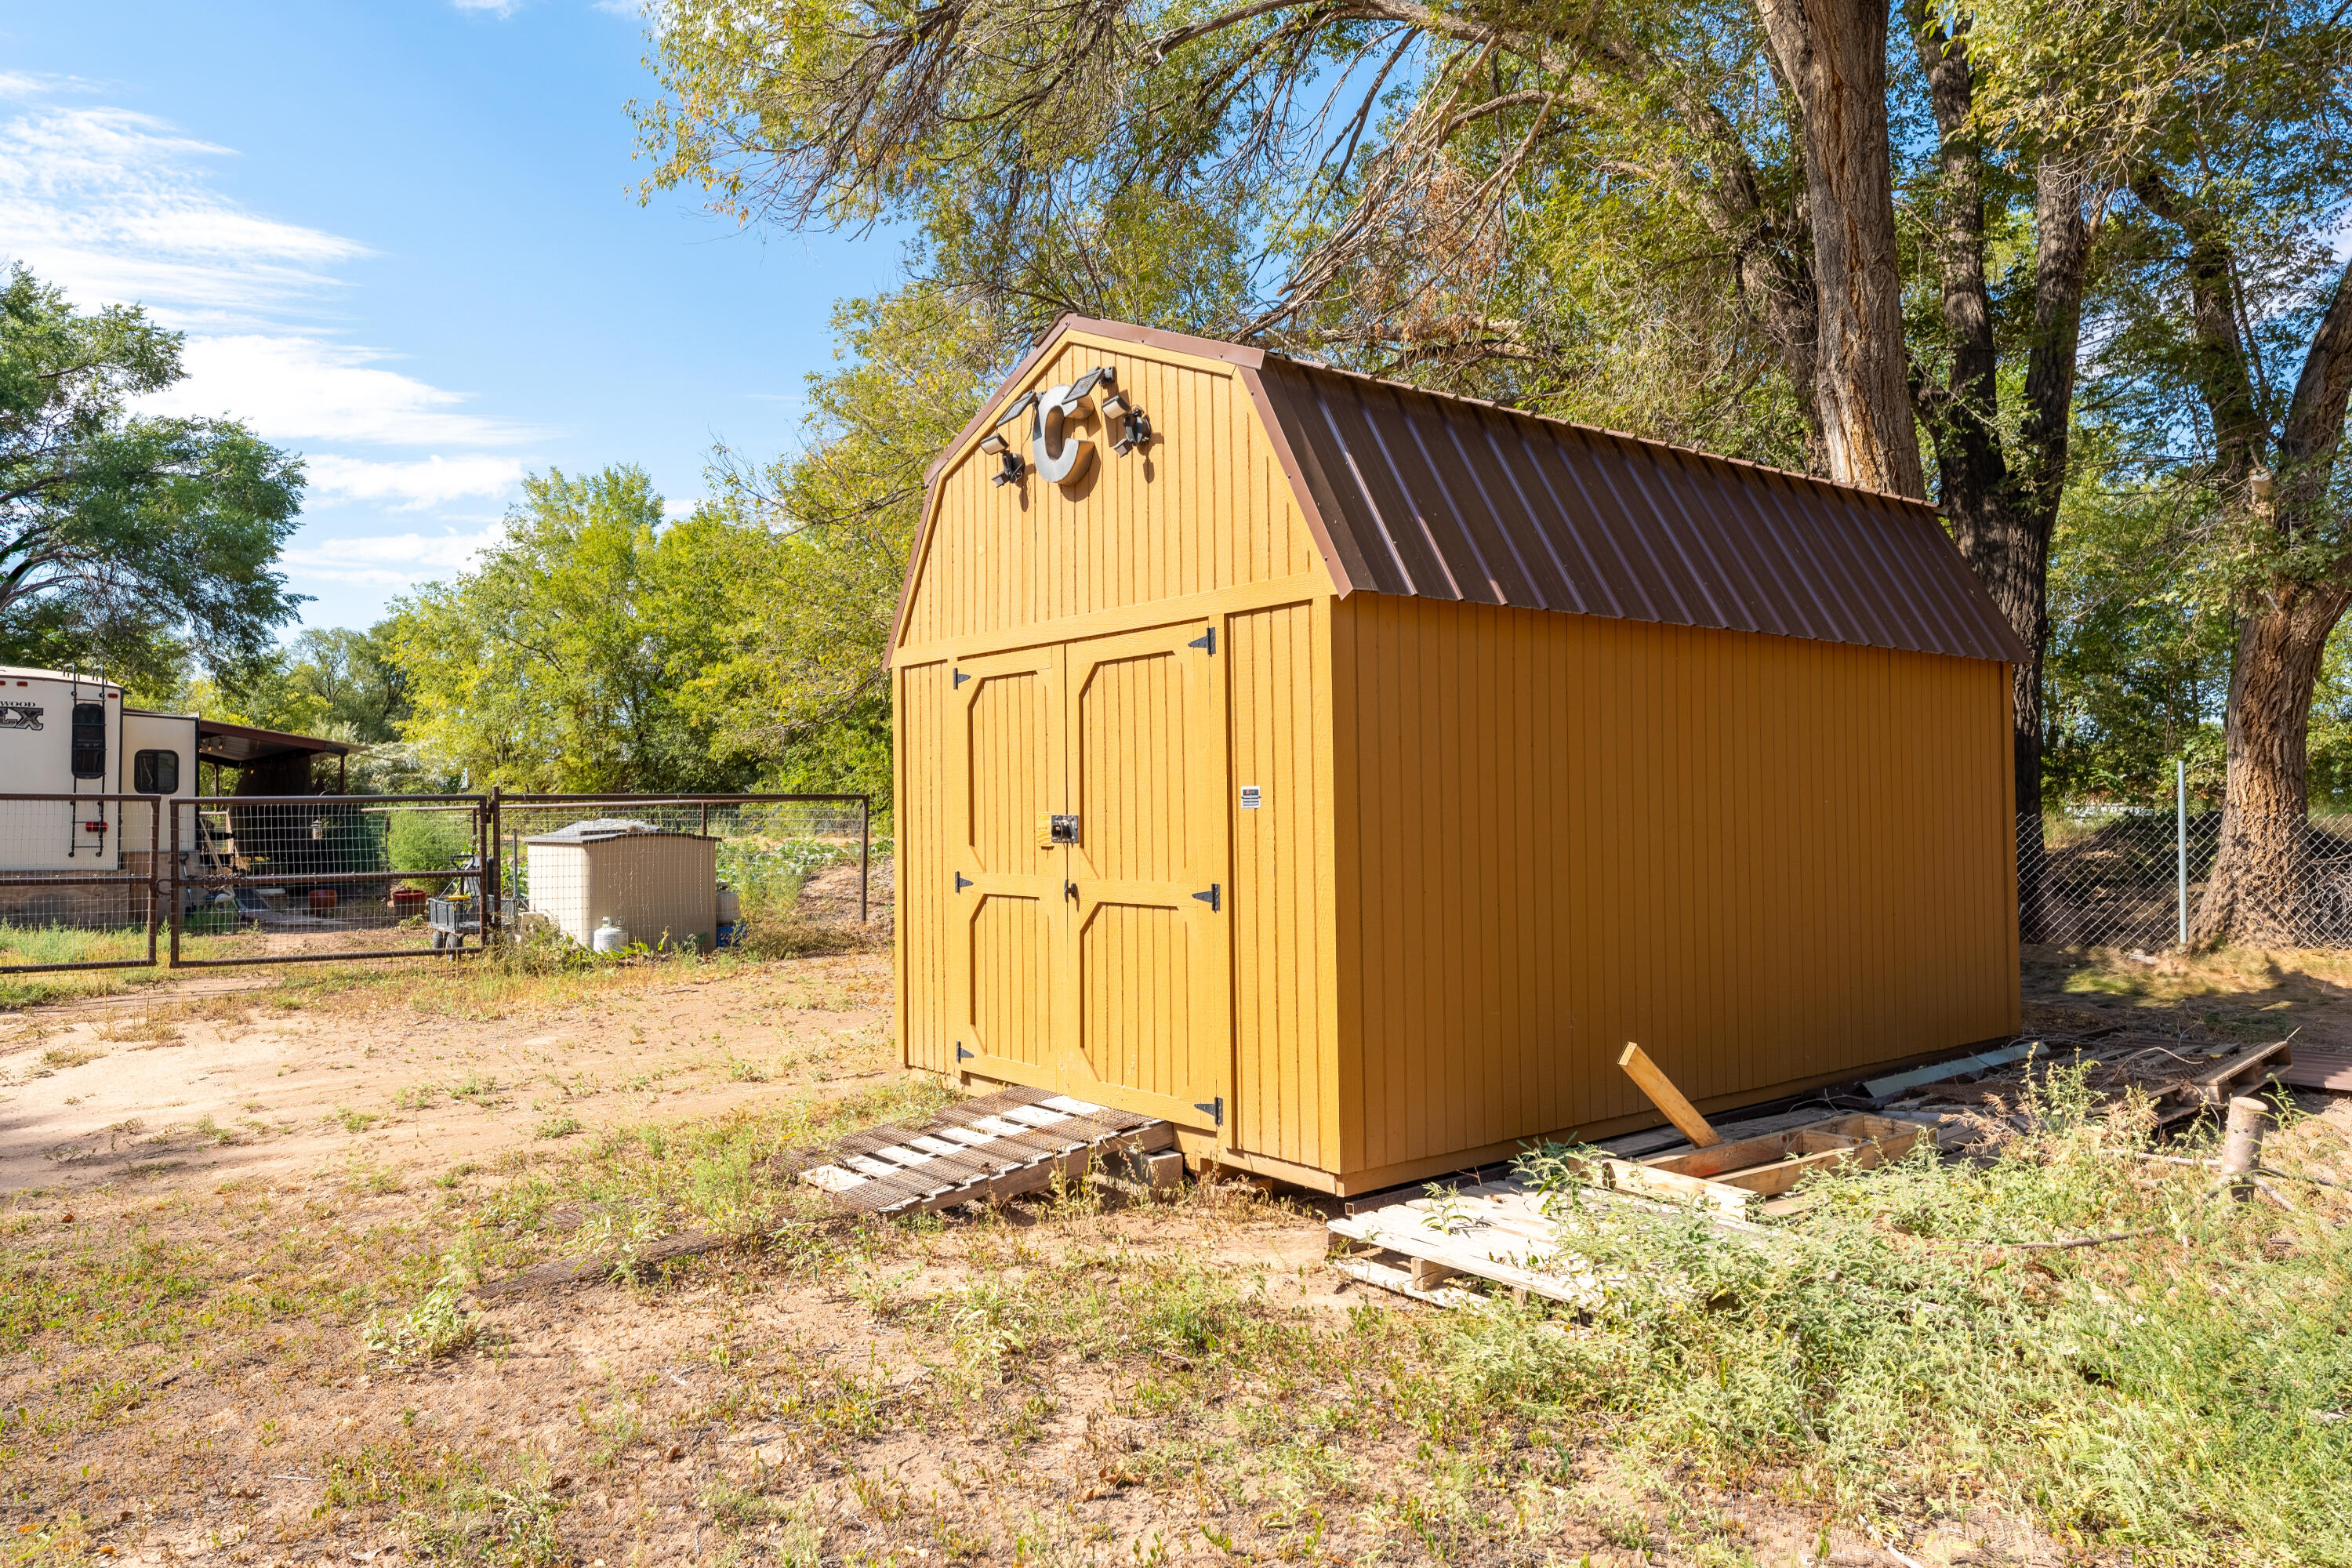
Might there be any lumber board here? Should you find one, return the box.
[1617,1042,1721,1147]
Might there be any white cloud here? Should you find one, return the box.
[0,103,367,326]
[282,524,508,588]
[145,335,542,448]
[0,81,543,469]
[304,453,528,509]
[452,0,521,14]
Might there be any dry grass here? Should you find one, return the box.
[13,1016,2346,1566]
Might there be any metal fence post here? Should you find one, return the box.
[145,792,161,967]
[486,786,502,949]
[169,800,182,969]
[2177,757,2189,947]
[861,796,871,924]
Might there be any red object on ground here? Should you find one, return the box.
[309,887,338,911]
[389,888,427,911]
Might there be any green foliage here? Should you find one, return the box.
[386,465,757,793]
[0,262,306,686]
[2041,452,2233,806]
[1495,1076,2352,1555]
[660,290,1007,805]
[211,623,412,742]
[387,809,473,875]
[362,1268,479,1364]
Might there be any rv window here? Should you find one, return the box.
[71,703,106,779]
[134,749,180,794]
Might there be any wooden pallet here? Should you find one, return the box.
[783,1085,1175,1214]
[1330,1177,1615,1308]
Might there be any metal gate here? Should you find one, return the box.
[169,793,493,968]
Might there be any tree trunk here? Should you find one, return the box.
[1907,8,2092,938]
[2192,586,2352,945]
[1755,0,1926,499]
[2189,252,2352,945]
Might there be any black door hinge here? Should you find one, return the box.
[1187,626,1216,654]
[1193,1096,1224,1127]
[956,1042,975,1062]
[953,668,971,688]
[1191,884,1220,912]
[955,873,973,892]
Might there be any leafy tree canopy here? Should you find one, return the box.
[384,465,758,795]
[0,262,307,691]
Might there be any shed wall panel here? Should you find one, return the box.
[1333,595,2018,1176]
[1228,601,1333,1169]
[900,339,1322,652]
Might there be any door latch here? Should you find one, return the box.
[1191,884,1221,912]
[1065,880,1079,901]
[1049,814,1080,844]
[1193,1096,1224,1127]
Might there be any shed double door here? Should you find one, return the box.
[947,623,1230,1129]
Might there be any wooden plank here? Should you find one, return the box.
[1618,1042,1721,1148]
[2280,1045,2352,1091]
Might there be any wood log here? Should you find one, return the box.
[2219,1094,2270,1202]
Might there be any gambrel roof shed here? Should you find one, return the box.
[893,314,2020,1195]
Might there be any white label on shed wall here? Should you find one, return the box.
[1240,786,1261,810]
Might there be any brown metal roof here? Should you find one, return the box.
[906,314,2027,666]
[1247,357,2027,665]
[194,717,350,764]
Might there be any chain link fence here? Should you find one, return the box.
[2024,808,2352,949]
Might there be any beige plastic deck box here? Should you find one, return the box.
[523,819,718,952]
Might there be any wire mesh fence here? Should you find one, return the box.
[170,794,488,967]
[492,794,871,949]
[0,790,872,973]
[2024,808,2352,949]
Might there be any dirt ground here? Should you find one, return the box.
[5,935,2338,1566]
[2022,939,2352,1052]
[0,956,893,1196]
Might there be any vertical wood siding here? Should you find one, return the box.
[899,341,1320,650]
[1331,594,2018,1177]
[1229,601,1334,1168]
[898,662,953,1074]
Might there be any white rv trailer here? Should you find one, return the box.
[0,666,348,924]
[0,665,198,871]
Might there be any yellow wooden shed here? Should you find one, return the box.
[891,316,2025,1195]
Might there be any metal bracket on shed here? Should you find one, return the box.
[1188,626,1216,654]
[956,1043,975,1062]
[1194,1096,1224,1127]
[953,668,971,688]
[1192,884,1221,912]
[955,873,973,892]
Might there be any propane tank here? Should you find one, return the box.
[591,916,628,954]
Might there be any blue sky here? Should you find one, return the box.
[2,1,894,633]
